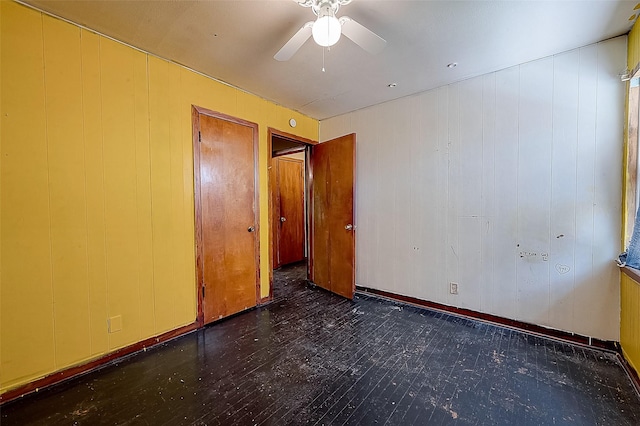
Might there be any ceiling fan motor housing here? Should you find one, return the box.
[294,0,353,15]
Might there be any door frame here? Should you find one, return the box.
[193,105,261,326]
[267,128,317,302]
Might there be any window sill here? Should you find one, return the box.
[621,265,640,284]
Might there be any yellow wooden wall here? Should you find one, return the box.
[0,1,317,394]
[623,17,640,377]
[629,17,640,70]
[621,274,640,373]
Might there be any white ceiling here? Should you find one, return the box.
[22,0,639,120]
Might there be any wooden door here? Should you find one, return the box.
[309,134,355,299]
[273,157,305,267]
[194,108,259,324]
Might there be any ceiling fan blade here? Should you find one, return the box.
[339,16,386,55]
[274,21,314,61]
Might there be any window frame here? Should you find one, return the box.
[624,75,640,247]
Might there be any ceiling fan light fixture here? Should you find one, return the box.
[312,7,341,47]
[274,0,386,61]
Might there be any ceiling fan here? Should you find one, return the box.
[274,0,387,61]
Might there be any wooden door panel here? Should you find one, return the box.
[198,112,258,323]
[310,134,355,299]
[277,157,305,265]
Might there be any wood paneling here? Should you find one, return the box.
[592,39,626,337]
[1,0,56,386]
[1,1,318,395]
[320,37,626,341]
[548,49,579,332]
[80,29,110,357]
[492,67,519,320]
[458,78,483,311]
[516,57,553,326]
[621,273,640,374]
[573,45,599,339]
[133,40,155,339]
[101,37,141,350]
[43,15,92,368]
[148,56,174,334]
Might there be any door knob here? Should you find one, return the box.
[247,226,255,232]
[345,224,354,231]
[280,217,286,222]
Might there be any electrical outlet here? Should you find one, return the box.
[449,282,459,295]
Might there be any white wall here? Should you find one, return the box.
[320,37,626,341]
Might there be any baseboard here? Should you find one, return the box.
[3,288,628,404]
[356,286,619,352]
[618,349,640,396]
[0,321,199,405]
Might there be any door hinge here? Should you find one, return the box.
[198,131,201,143]
[202,286,205,298]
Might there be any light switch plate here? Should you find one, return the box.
[108,315,122,333]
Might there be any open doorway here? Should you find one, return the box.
[269,129,314,301]
[268,128,356,303]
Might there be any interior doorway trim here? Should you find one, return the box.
[193,105,261,326]
[267,128,317,303]
[273,145,306,157]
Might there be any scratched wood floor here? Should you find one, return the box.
[3,262,640,425]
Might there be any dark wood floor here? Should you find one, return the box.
[3,263,640,425]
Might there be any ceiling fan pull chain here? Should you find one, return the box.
[322,47,326,72]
